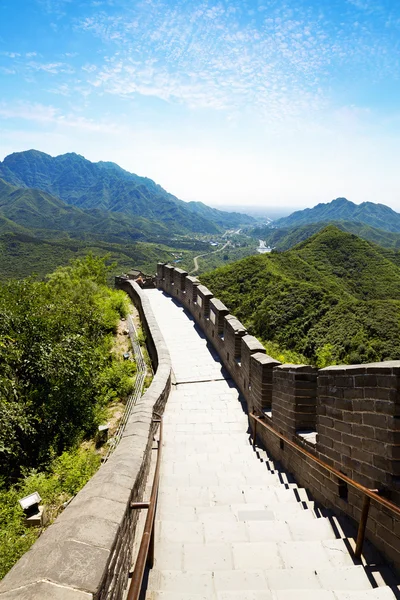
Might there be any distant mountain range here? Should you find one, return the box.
[273,197,400,233]
[250,220,400,252]
[0,150,255,237]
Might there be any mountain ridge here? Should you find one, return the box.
[0,150,255,234]
[273,197,400,233]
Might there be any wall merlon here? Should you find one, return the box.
[185,276,200,303]
[154,266,400,571]
[241,335,266,355]
[196,285,213,317]
[209,298,229,334]
[223,315,247,360]
[250,353,280,414]
[173,268,188,292]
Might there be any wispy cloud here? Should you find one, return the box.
[0,101,121,133]
[36,0,72,17]
[27,61,75,74]
[0,52,21,58]
[76,0,399,120]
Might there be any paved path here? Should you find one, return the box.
[144,289,397,600]
[190,241,230,274]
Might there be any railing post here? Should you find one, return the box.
[148,521,155,568]
[252,416,257,448]
[355,495,371,559]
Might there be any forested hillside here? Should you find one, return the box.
[0,254,133,479]
[0,232,197,281]
[201,226,400,366]
[0,254,136,576]
[249,220,400,252]
[0,150,254,234]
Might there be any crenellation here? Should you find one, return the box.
[185,275,200,307]
[209,297,229,336]
[154,264,400,572]
[163,264,175,293]
[196,284,213,319]
[250,352,280,415]
[173,267,188,298]
[223,315,247,360]
[272,364,318,439]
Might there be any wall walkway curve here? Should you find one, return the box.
[156,262,400,576]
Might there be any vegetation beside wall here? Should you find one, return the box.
[0,254,137,578]
[0,447,100,579]
[201,226,400,366]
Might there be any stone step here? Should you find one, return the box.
[146,568,397,598]
[158,483,314,506]
[333,587,398,599]
[157,500,319,523]
[154,513,338,544]
[150,538,357,572]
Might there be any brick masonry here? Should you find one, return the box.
[273,364,318,439]
[0,280,172,600]
[156,262,400,573]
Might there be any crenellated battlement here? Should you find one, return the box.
[157,262,400,571]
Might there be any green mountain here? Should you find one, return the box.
[0,150,254,234]
[250,220,400,251]
[0,231,192,281]
[201,226,400,366]
[0,177,171,242]
[273,197,400,233]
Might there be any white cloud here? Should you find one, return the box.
[27,61,75,74]
[75,0,397,122]
[0,67,16,75]
[0,101,121,133]
[0,52,21,58]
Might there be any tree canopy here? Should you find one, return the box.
[0,254,130,481]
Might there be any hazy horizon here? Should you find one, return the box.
[1,0,400,210]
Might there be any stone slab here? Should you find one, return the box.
[0,581,92,600]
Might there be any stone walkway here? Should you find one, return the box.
[143,289,397,600]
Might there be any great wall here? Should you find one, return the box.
[0,262,399,599]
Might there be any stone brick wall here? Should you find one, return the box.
[272,364,318,439]
[317,363,400,497]
[250,353,280,415]
[156,262,400,572]
[0,281,172,600]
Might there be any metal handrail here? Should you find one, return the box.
[250,412,400,558]
[103,315,147,463]
[127,413,163,600]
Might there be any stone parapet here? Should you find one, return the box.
[250,353,281,415]
[240,335,266,400]
[224,316,247,360]
[155,264,400,572]
[0,281,172,600]
[317,362,400,495]
[172,268,188,299]
[209,298,230,336]
[156,262,165,285]
[196,285,213,319]
[163,264,175,294]
[185,275,200,307]
[272,364,318,439]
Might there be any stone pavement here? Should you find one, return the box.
[143,289,397,600]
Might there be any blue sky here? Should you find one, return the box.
[0,0,400,210]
